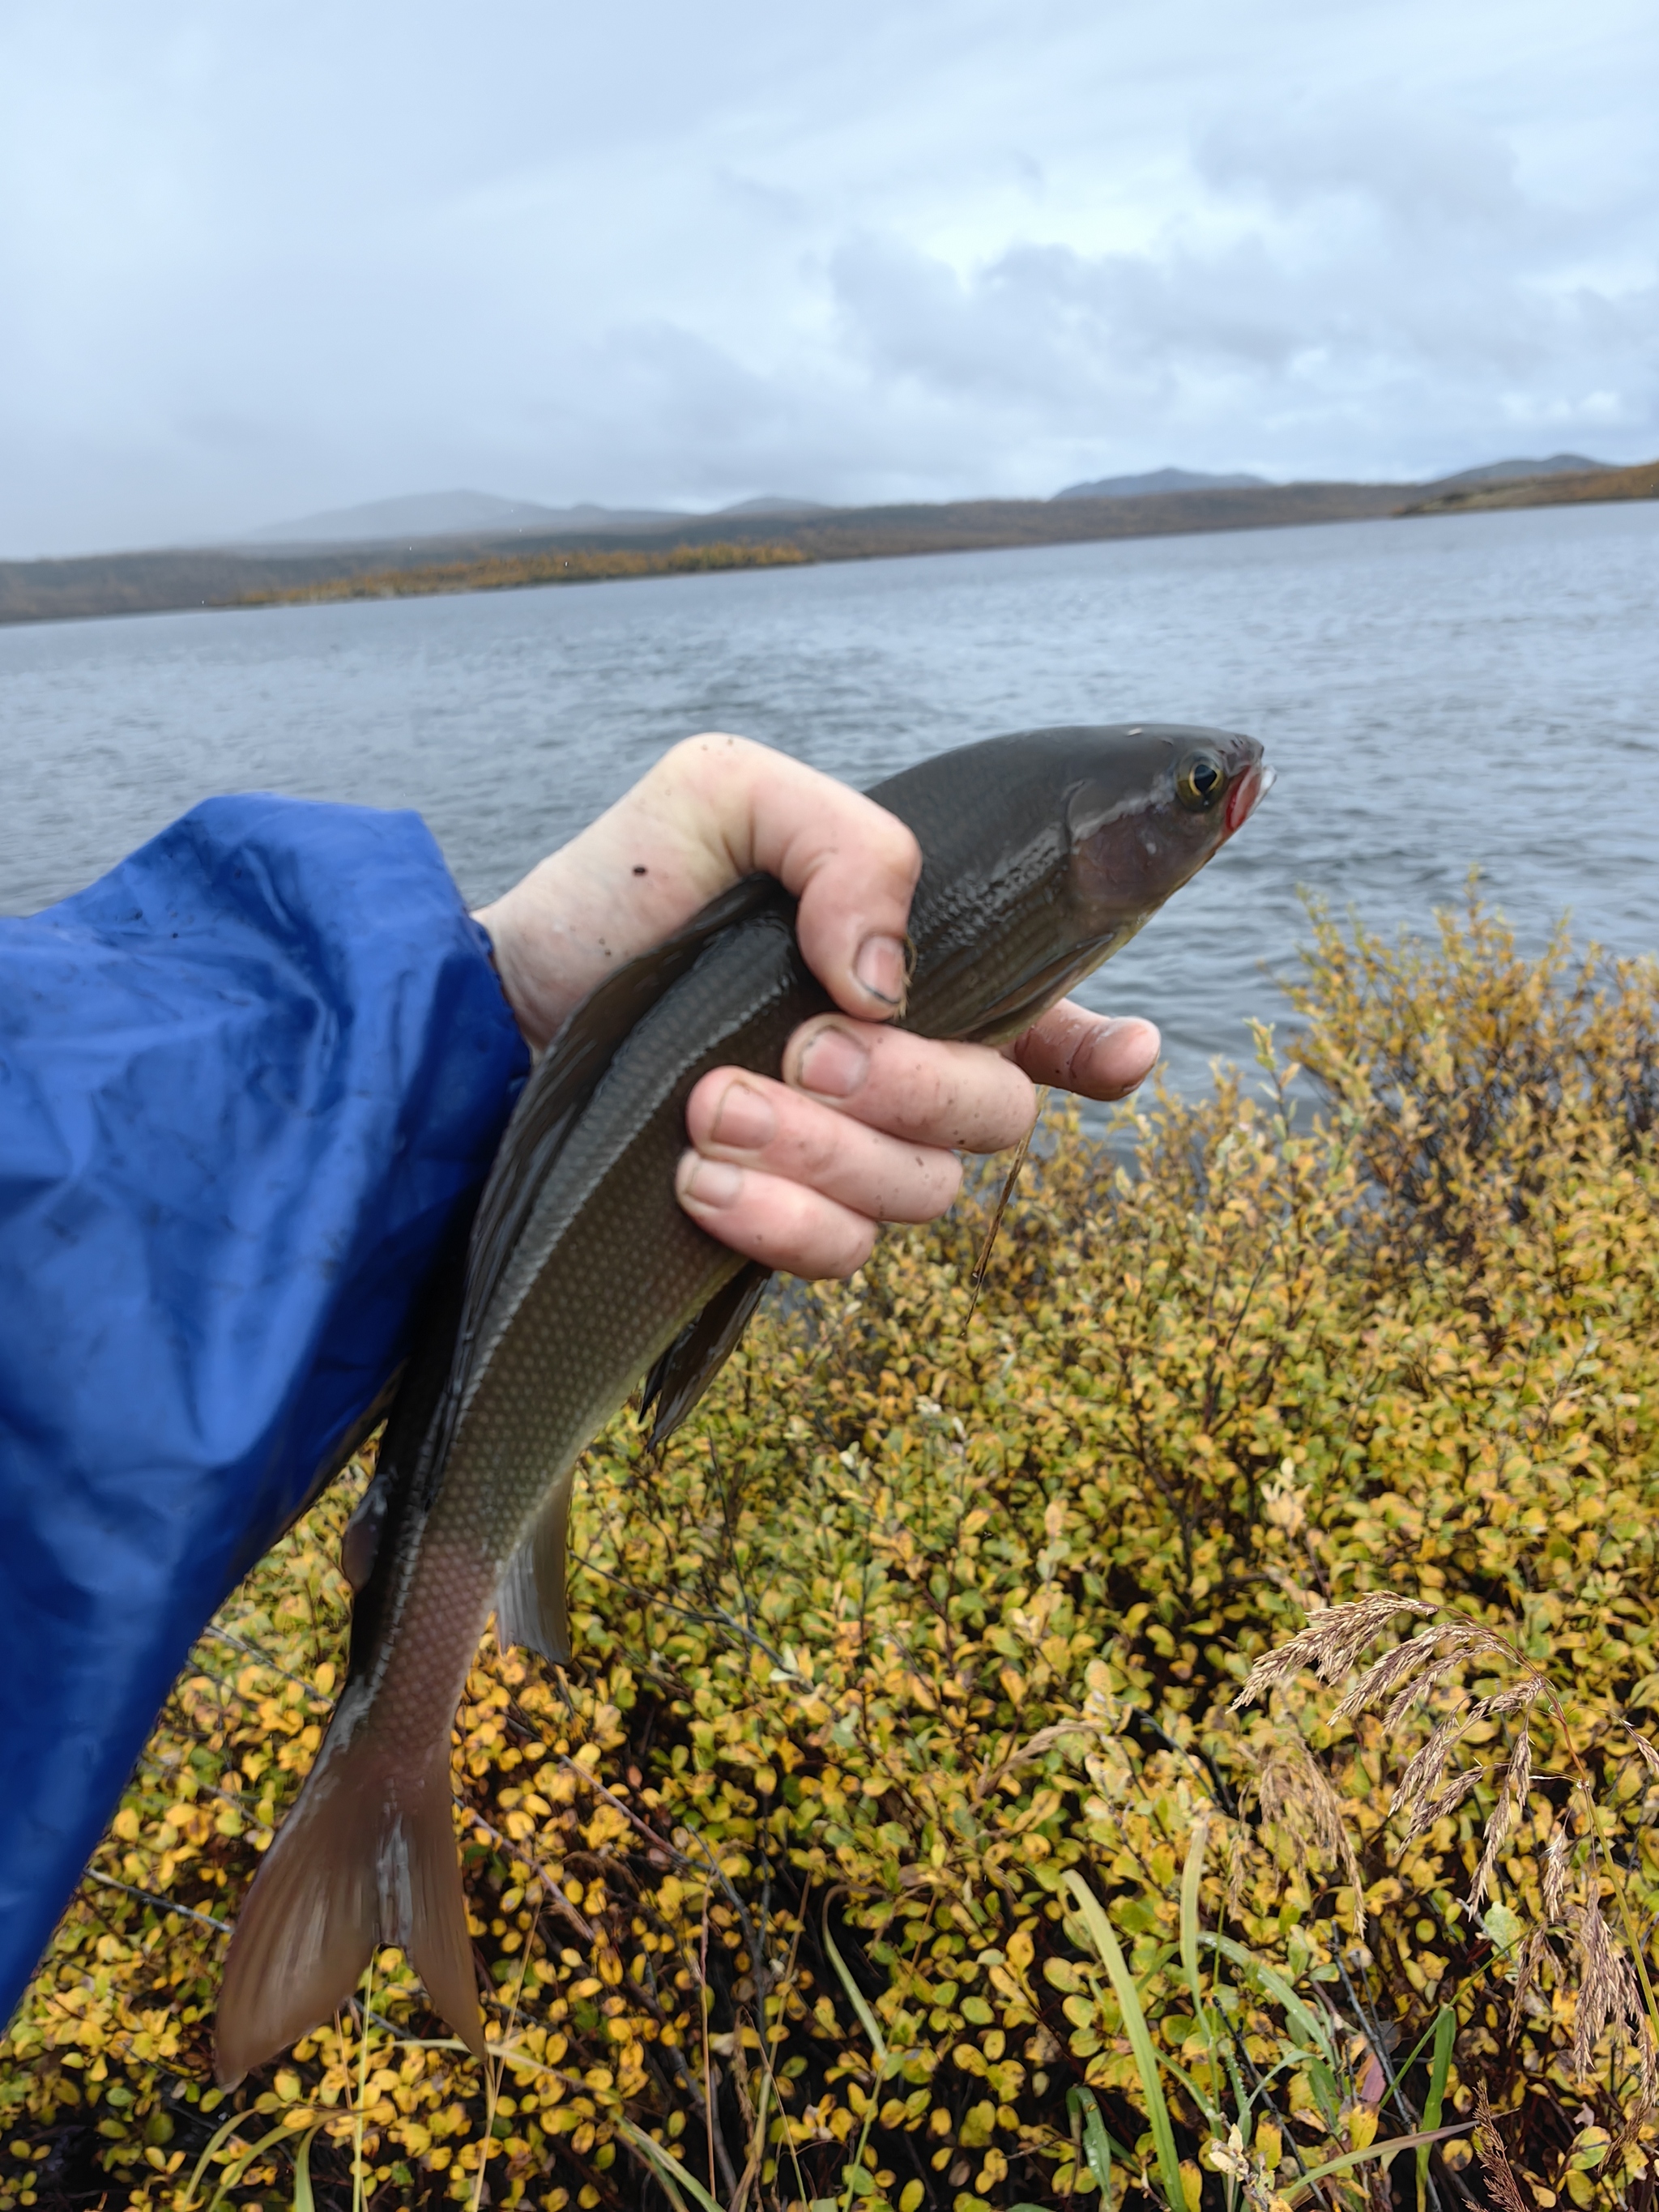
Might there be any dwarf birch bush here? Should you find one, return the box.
[2,891,1657,2211]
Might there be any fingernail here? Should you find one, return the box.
[854,934,906,1006]
[710,1079,776,1152]
[1084,1015,1160,1097]
[680,1157,743,1208]
[795,1023,870,1100]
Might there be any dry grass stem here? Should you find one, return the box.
[1472,2087,1529,2212]
[1255,1733,1367,1934]
[1230,1594,1437,1711]
[1542,1827,1572,1925]
[1469,1724,1531,1913]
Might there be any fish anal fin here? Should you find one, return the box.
[495,1470,576,1666]
[642,1261,772,1450]
[215,1722,484,2085]
[339,1474,389,1592]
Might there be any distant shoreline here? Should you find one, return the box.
[243,539,810,607]
[2,460,1653,629]
[1397,454,1658,517]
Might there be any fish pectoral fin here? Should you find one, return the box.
[495,1471,576,1666]
[215,1721,484,2086]
[641,1260,772,1450]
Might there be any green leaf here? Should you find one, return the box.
[1482,1903,1524,1954]
[1307,2056,1341,2128]
[1065,1872,1187,2210]
[1418,2005,1456,2212]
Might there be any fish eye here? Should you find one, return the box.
[1175,748,1227,812]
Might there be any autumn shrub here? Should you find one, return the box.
[2,891,1657,2212]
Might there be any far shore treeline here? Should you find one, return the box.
[2,458,1653,629]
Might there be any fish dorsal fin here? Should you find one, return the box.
[465,872,782,1339]
[641,1259,773,1449]
[494,1468,578,1664]
[416,872,787,1502]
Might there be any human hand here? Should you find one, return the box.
[474,734,1159,1279]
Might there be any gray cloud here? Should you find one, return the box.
[1,0,1654,555]
[826,87,1657,475]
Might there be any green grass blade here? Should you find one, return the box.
[1065,2086,1126,2201]
[290,2123,323,2212]
[1417,2005,1456,2211]
[205,2120,312,2212]
[1064,1872,1186,2210]
[1178,1820,1221,2121]
[1386,2010,1447,2089]
[1204,1933,1336,2064]
[1158,2050,1225,2129]
[1178,1821,1206,2009]
[821,1902,889,2068]
[616,2115,723,2212]
[178,2109,259,2209]
[1284,2120,1472,2201]
[1219,2044,1252,2138]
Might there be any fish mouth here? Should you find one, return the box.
[1224,761,1274,837]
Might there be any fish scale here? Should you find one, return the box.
[213,721,1270,2083]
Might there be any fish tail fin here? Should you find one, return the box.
[399,1746,485,2063]
[215,1724,484,2085]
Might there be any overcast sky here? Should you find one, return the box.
[2,0,1655,558]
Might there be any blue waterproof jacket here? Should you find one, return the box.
[0,797,528,2018]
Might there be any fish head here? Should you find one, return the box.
[877,722,1272,1042]
[1064,722,1270,931]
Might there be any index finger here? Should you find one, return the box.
[653,735,921,1021]
[472,734,921,1046]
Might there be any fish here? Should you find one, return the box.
[212,722,1271,2082]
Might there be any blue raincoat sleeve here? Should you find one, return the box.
[0,795,530,2018]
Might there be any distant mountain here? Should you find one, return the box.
[1422,454,1612,493]
[1053,467,1269,501]
[232,488,681,547]
[716,497,837,517]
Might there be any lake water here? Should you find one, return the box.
[2,501,1655,1097]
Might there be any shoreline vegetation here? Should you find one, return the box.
[4,893,1657,2210]
[1398,455,1659,518]
[244,539,812,607]
[3,458,1653,628]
